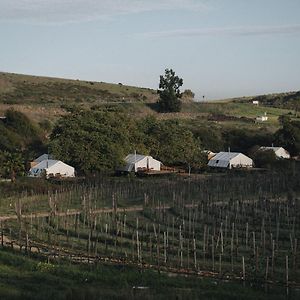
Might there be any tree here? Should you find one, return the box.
[275,117,300,156]
[157,69,183,112]
[138,118,205,170]
[0,109,45,158]
[49,110,145,174]
[0,151,24,182]
[182,89,195,100]
[250,148,277,168]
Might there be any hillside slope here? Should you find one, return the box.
[0,72,158,105]
[232,91,300,110]
[0,72,297,127]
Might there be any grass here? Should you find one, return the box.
[0,172,299,299]
[1,72,298,131]
[182,102,295,121]
[0,248,296,300]
[0,72,157,123]
[0,72,157,104]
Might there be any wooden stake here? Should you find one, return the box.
[212,235,215,271]
[252,232,256,256]
[193,238,197,270]
[242,256,245,281]
[271,239,275,275]
[286,255,289,287]
[265,256,269,281]
[164,231,167,264]
[245,223,249,250]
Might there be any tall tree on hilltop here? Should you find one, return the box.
[157,68,183,112]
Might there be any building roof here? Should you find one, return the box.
[120,154,149,172]
[210,152,241,161]
[125,154,148,164]
[31,159,60,170]
[119,154,161,172]
[259,146,283,152]
[208,152,250,168]
[34,154,54,163]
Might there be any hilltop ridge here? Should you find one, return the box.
[0,72,297,126]
[0,72,158,105]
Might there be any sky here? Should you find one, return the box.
[0,0,300,100]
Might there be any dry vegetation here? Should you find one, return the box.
[1,72,297,129]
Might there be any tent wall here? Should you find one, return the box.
[230,154,253,168]
[46,162,75,177]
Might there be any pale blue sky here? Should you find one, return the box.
[0,0,299,99]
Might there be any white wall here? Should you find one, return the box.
[230,154,253,168]
[134,156,161,172]
[46,161,75,177]
[275,148,290,159]
[135,157,148,172]
[148,157,161,171]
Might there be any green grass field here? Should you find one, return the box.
[0,248,296,300]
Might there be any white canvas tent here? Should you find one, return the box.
[208,152,253,169]
[119,154,161,173]
[259,146,290,159]
[30,154,55,168]
[28,160,75,178]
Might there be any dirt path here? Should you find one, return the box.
[0,196,288,222]
[0,205,168,222]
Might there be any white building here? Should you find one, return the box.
[259,146,290,159]
[29,160,75,178]
[256,112,268,122]
[208,152,253,169]
[119,154,161,173]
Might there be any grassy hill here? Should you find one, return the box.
[0,72,158,104]
[0,72,297,128]
[231,91,300,110]
[0,72,158,122]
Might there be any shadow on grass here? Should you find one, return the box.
[145,102,160,113]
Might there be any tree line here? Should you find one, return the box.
[0,105,300,178]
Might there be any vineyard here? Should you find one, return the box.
[0,169,300,293]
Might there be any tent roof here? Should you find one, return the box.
[121,154,149,172]
[125,154,148,164]
[208,152,250,168]
[119,154,161,172]
[210,152,241,161]
[31,160,60,170]
[259,146,283,152]
[34,154,54,163]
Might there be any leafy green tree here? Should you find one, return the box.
[182,89,195,100]
[192,125,224,152]
[50,110,145,174]
[157,69,183,112]
[5,109,40,139]
[275,117,300,156]
[250,149,277,168]
[0,109,44,155]
[138,118,205,170]
[0,151,24,182]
